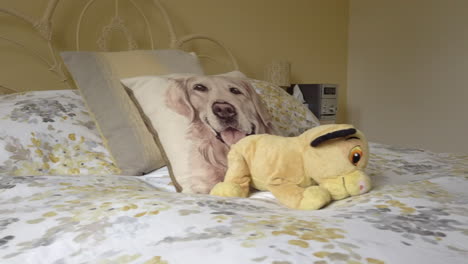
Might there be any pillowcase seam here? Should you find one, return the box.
[124,86,182,192]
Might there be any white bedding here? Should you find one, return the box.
[1,143,466,263]
[141,167,278,201]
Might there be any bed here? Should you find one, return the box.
[1,1,468,263]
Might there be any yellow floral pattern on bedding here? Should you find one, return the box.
[0,142,467,263]
[250,79,320,136]
[0,90,120,175]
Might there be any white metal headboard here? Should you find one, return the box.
[0,0,239,94]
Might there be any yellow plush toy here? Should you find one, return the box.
[210,124,371,210]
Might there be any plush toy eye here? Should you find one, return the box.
[349,146,363,166]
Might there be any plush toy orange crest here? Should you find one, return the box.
[210,124,371,210]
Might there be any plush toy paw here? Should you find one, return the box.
[298,186,332,210]
[210,182,248,198]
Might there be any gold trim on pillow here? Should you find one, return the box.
[125,86,182,192]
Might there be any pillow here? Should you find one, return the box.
[122,74,275,194]
[61,49,205,175]
[0,90,120,176]
[248,79,320,136]
[212,72,319,136]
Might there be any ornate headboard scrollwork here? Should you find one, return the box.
[0,0,68,93]
[174,34,239,71]
[0,0,239,94]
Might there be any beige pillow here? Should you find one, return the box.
[249,79,320,136]
[61,49,205,175]
[122,73,275,193]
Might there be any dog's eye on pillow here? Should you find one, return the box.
[230,87,242,95]
[194,84,208,92]
[122,73,277,194]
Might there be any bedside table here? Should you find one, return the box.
[287,84,339,123]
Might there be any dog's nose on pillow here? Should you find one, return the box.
[212,102,237,120]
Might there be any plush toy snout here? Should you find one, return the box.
[320,170,371,200]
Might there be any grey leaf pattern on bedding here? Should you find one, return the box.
[0,142,467,263]
[10,98,78,123]
[0,90,120,176]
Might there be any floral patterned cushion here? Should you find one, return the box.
[0,90,120,176]
[250,79,320,136]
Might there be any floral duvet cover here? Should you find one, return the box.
[0,143,467,264]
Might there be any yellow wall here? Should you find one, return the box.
[164,0,349,122]
[0,0,350,123]
[348,0,468,153]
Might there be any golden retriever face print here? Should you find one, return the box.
[165,75,275,193]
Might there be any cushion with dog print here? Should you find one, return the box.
[122,74,276,194]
